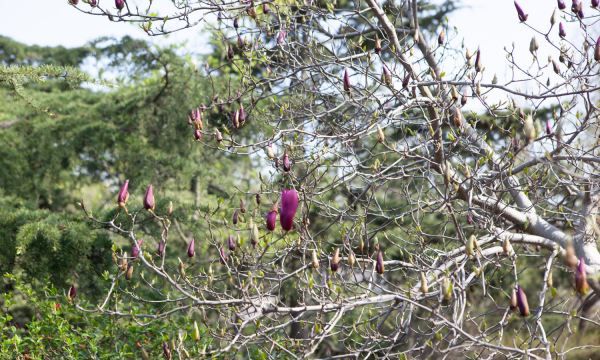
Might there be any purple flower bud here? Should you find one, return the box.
[68,285,77,301]
[330,248,340,272]
[572,0,579,12]
[402,73,411,89]
[559,22,566,38]
[558,0,566,9]
[282,153,291,172]
[219,246,229,264]
[131,239,143,259]
[593,0,599,8]
[280,189,299,231]
[575,257,590,295]
[343,69,351,93]
[263,3,271,14]
[89,0,97,7]
[117,179,129,207]
[157,239,165,256]
[232,209,239,225]
[376,250,385,274]
[475,49,482,72]
[514,1,528,22]
[595,36,600,62]
[382,64,392,85]
[163,341,171,360]
[193,129,202,141]
[143,185,155,211]
[233,17,239,29]
[187,238,195,258]
[227,235,237,251]
[227,45,234,61]
[277,29,287,45]
[266,208,277,231]
[516,285,530,316]
[238,105,247,124]
[115,0,125,10]
[69,0,79,5]
[546,120,553,135]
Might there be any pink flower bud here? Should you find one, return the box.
[157,240,165,256]
[266,206,278,232]
[514,2,528,22]
[559,22,566,38]
[575,257,590,295]
[516,285,530,316]
[117,179,129,207]
[131,239,143,259]
[277,29,287,45]
[282,153,291,172]
[227,235,237,251]
[595,36,600,62]
[376,250,385,274]
[193,129,202,141]
[143,185,155,211]
[219,246,228,264]
[546,120,553,135]
[558,0,566,9]
[280,189,299,231]
[343,69,351,93]
[115,0,125,10]
[187,238,195,258]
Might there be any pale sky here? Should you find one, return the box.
[0,0,591,99]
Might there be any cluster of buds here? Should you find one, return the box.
[117,180,157,213]
[231,105,247,129]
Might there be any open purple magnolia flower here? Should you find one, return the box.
[280,189,299,231]
[514,2,528,22]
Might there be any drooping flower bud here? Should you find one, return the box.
[157,240,165,257]
[559,22,566,38]
[215,129,223,142]
[266,203,278,232]
[227,45,234,61]
[312,249,320,269]
[514,2,528,22]
[68,284,77,301]
[280,189,299,231]
[276,29,287,45]
[219,246,229,264]
[187,238,195,258]
[330,248,340,272]
[374,35,382,54]
[162,341,172,360]
[438,30,445,45]
[282,153,291,172]
[575,257,590,295]
[143,184,155,211]
[115,0,125,10]
[228,235,237,251]
[558,0,566,9]
[510,288,518,310]
[595,36,600,62]
[117,179,129,208]
[126,263,134,280]
[193,129,202,141]
[516,285,529,316]
[250,220,260,247]
[131,239,143,259]
[375,250,385,274]
[343,69,351,93]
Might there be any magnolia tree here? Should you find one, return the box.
[69,0,600,358]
